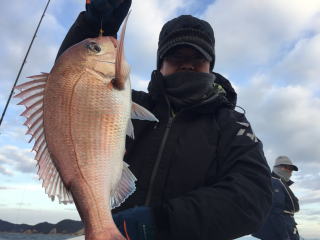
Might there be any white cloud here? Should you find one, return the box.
[297,188,320,205]
[0,145,36,175]
[0,0,68,117]
[202,0,320,71]
[272,33,320,89]
[125,0,193,75]
[295,204,320,239]
[238,76,320,169]
[130,73,150,91]
[0,118,29,141]
[0,165,13,176]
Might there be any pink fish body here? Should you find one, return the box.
[15,19,158,240]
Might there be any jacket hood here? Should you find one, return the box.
[213,72,237,107]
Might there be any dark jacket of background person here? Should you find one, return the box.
[56,10,272,240]
[253,172,300,240]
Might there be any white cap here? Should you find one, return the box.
[274,156,298,171]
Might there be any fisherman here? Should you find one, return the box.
[57,0,272,239]
[253,156,300,240]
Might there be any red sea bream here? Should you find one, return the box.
[14,17,157,240]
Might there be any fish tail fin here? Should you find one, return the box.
[110,162,137,209]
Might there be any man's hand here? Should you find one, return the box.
[85,0,132,36]
[86,0,123,19]
[113,206,156,240]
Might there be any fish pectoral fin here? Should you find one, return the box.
[131,102,159,122]
[110,162,137,209]
[126,120,135,139]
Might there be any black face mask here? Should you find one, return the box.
[163,71,216,111]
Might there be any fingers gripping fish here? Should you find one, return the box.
[14,14,158,240]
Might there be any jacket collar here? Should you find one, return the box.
[272,172,294,186]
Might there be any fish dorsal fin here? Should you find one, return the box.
[110,162,137,209]
[131,102,159,122]
[14,73,73,205]
[113,11,131,90]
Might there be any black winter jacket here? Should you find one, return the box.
[57,12,272,240]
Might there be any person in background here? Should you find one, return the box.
[253,156,300,240]
[57,0,272,239]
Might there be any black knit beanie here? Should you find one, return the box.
[157,15,215,71]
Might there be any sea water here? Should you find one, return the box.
[0,233,78,240]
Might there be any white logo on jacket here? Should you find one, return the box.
[236,121,258,142]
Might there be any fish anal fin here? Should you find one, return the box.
[40,149,74,204]
[110,162,137,209]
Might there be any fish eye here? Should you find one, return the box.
[86,42,101,53]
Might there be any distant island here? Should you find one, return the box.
[0,219,84,235]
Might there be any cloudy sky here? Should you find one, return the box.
[0,0,319,239]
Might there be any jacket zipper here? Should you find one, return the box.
[143,81,224,206]
[145,115,174,206]
[142,224,148,240]
[143,92,222,206]
[143,94,214,206]
[279,179,296,213]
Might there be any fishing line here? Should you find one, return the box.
[0,0,52,129]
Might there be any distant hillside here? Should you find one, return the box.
[0,219,84,235]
